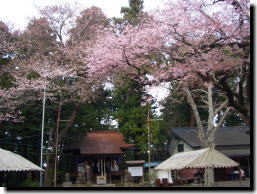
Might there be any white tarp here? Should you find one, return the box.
[0,148,43,172]
[128,166,143,176]
[155,148,239,170]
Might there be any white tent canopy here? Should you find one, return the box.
[155,148,239,170]
[0,148,43,172]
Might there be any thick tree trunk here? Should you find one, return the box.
[206,83,215,148]
[204,168,215,187]
[185,82,231,186]
[59,104,80,146]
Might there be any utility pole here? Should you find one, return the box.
[147,105,151,175]
[53,104,62,187]
[147,105,163,182]
[40,75,46,187]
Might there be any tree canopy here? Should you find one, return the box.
[0,0,250,187]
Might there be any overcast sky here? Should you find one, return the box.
[0,0,167,30]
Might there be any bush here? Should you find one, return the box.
[19,175,39,187]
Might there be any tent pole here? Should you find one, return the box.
[238,164,241,187]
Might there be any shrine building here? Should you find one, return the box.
[64,130,134,184]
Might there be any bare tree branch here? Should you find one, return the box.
[214,99,228,115]
[215,106,231,130]
[184,86,206,146]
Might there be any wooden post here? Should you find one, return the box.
[104,157,106,176]
[101,158,103,176]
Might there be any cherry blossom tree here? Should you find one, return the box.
[87,0,249,186]
[0,21,21,122]
[0,4,108,186]
[153,0,250,124]
[87,21,165,86]
[0,21,17,58]
[33,4,107,186]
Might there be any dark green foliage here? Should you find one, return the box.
[120,0,144,25]
[162,99,193,127]
[113,0,144,26]
[0,57,11,66]
[0,100,56,163]
[222,111,245,126]
[160,90,196,128]
[112,80,147,151]
[0,72,15,89]
[26,71,41,80]
[0,100,56,187]
[110,79,169,161]
[19,174,39,187]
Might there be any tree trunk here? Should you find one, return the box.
[185,83,230,186]
[44,103,79,187]
[189,110,196,127]
[59,104,80,146]
[204,168,215,187]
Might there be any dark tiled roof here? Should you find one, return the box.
[219,148,250,157]
[171,126,250,148]
[64,131,134,155]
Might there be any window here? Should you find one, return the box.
[177,144,184,152]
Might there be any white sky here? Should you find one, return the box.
[0,0,167,30]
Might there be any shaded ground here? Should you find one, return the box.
[62,179,251,188]
[168,179,250,188]
[215,179,250,187]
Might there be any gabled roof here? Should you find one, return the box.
[65,131,134,155]
[171,126,250,148]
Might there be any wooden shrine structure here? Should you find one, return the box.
[64,131,134,184]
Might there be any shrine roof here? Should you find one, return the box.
[64,130,134,155]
